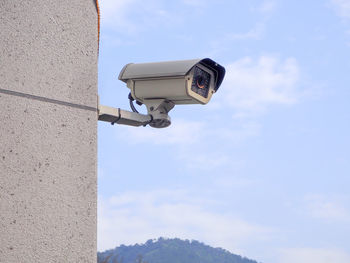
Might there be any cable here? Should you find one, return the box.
[111,108,121,125]
[128,93,153,127]
[128,93,139,113]
[129,98,139,113]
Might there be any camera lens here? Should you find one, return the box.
[191,66,211,98]
[197,76,204,88]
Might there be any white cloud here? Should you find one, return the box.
[98,189,272,252]
[209,24,266,55]
[176,148,230,171]
[304,194,350,222]
[100,0,197,34]
[227,22,266,41]
[219,55,300,118]
[99,0,170,33]
[99,0,135,26]
[331,0,350,19]
[259,1,277,15]
[280,248,350,263]
[115,118,260,170]
[210,1,276,53]
[115,120,222,170]
[118,119,204,146]
[182,0,204,7]
[330,0,350,45]
[118,119,260,146]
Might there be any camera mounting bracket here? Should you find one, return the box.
[144,99,175,128]
[98,104,151,127]
[98,99,175,128]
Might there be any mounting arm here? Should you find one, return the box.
[98,99,175,128]
[98,105,152,127]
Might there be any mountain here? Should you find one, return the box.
[97,238,259,263]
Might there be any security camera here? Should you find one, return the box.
[98,58,225,128]
[119,58,225,105]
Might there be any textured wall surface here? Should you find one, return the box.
[0,1,98,262]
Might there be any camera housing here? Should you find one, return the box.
[118,58,225,105]
[98,58,225,128]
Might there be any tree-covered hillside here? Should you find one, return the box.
[98,238,259,263]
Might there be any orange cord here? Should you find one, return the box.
[95,0,100,51]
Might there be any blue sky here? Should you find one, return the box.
[97,1,350,262]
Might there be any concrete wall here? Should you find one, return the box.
[0,1,98,262]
